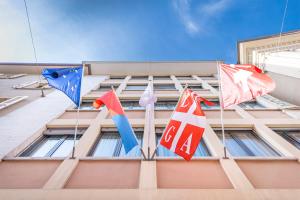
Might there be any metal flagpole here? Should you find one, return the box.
[216,61,228,159]
[147,79,154,160]
[71,66,84,159]
[150,84,188,160]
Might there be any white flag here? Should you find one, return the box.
[139,84,157,107]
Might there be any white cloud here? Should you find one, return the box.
[172,0,200,35]
[172,0,232,36]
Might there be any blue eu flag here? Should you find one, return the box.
[42,66,83,106]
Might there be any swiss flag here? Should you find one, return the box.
[220,64,275,108]
[160,89,209,161]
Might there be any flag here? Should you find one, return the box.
[220,64,275,108]
[93,90,138,153]
[159,89,211,161]
[139,84,157,107]
[42,66,83,106]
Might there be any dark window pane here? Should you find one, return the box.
[274,129,300,149]
[156,128,210,157]
[91,128,143,157]
[155,100,178,110]
[125,85,147,91]
[215,129,280,157]
[20,129,84,157]
[154,84,176,90]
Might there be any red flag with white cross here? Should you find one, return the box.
[160,89,211,161]
[220,64,275,108]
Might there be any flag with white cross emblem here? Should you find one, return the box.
[160,89,212,161]
[220,64,275,108]
[42,66,83,106]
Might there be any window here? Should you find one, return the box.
[155,99,178,110]
[156,128,210,157]
[96,84,119,91]
[78,101,96,110]
[210,84,219,90]
[201,99,220,109]
[176,76,194,80]
[239,101,265,109]
[154,84,176,90]
[153,76,171,80]
[125,85,147,91]
[214,129,280,157]
[90,128,143,157]
[121,100,144,110]
[19,128,85,157]
[131,76,148,80]
[182,84,203,90]
[0,73,26,79]
[109,76,126,80]
[273,129,300,150]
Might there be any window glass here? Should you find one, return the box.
[274,129,300,149]
[131,76,148,80]
[125,85,147,91]
[154,84,176,90]
[121,100,144,110]
[91,128,143,157]
[153,76,171,80]
[155,100,178,110]
[79,102,95,110]
[96,84,119,91]
[20,129,85,157]
[182,84,203,90]
[156,128,210,157]
[215,129,280,157]
[200,100,220,109]
[239,101,265,109]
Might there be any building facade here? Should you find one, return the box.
[238,30,300,106]
[0,61,300,199]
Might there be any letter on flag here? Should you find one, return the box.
[159,89,210,161]
[42,67,83,106]
[220,64,275,108]
[93,90,139,153]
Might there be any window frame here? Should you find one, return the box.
[18,128,86,158]
[214,128,281,157]
[89,127,144,158]
[273,128,300,150]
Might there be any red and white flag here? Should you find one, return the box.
[220,64,275,108]
[160,89,212,161]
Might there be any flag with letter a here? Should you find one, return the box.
[159,89,209,161]
[220,64,275,108]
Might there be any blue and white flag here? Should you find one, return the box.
[42,66,83,106]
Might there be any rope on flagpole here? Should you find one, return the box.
[70,66,84,159]
[276,0,289,53]
[216,61,228,159]
[23,0,45,97]
[150,84,189,160]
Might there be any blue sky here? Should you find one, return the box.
[0,0,299,63]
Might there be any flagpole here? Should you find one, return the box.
[150,84,188,160]
[71,66,84,159]
[216,62,228,159]
[147,79,154,160]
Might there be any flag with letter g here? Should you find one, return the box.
[160,89,209,161]
[42,66,83,107]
